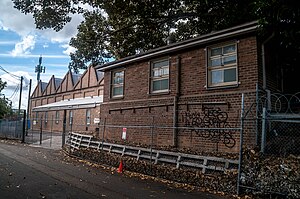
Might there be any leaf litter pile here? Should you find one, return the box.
[63,145,299,199]
[240,148,300,199]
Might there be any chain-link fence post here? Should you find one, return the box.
[150,116,154,171]
[21,110,26,143]
[39,117,43,145]
[62,110,66,147]
[50,115,54,147]
[237,93,245,195]
[261,107,267,153]
[101,118,106,151]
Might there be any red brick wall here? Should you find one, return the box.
[100,36,259,153]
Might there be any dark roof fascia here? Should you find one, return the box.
[96,21,258,72]
[30,84,101,100]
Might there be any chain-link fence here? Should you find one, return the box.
[262,115,300,156]
[66,113,242,155]
[238,91,300,198]
[0,111,26,141]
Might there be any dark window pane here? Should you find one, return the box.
[223,45,236,54]
[223,55,236,65]
[211,47,222,56]
[113,86,123,96]
[153,79,169,91]
[224,68,236,82]
[152,80,161,91]
[160,79,169,90]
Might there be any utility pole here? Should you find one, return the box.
[26,79,32,135]
[18,76,23,116]
[35,55,45,81]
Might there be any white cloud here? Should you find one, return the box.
[61,44,77,55]
[10,35,36,56]
[43,43,49,48]
[0,53,69,59]
[0,40,17,45]
[0,0,82,44]
[0,0,35,36]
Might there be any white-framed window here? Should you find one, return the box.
[55,111,59,124]
[150,59,169,93]
[111,70,124,98]
[69,110,73,125]
[86,109,91,125]
[207,43,237,87]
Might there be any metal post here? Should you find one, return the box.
[21,110,26,143]
[39,117,43,145]
[101,118,106,151]
[255,83,259,146]
[237,93,245,195]
[50,115,53,147]
[18,76,23,116]
[26,79,32,136]
[62,110,66,147]
[150,116,154,164]
[70,117,73,133]
[261,107,267,153]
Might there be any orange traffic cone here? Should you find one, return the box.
[117,160,123,173]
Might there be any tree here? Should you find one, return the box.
[0,78,12,119]
[12,0,299,73]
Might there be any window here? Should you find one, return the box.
[207,43,237,87]
[150,59,169,93]
[111,70,124,97]
[86,109,91,125]
[55,111,59,124]
[69,110,73,125]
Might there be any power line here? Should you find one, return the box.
[9,84,20,100]
[0,65,21,80]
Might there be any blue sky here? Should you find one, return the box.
[0,0,85,109]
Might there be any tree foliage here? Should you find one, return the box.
[12,0,299,72]
[0,78,11,119]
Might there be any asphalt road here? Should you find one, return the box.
[0,140,225,199]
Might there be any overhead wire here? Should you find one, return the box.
[0,65,21,80]
[8,84,20,100]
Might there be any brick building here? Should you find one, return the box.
[30,21,291,153]
[95,21,285,153]
[30,65,104,133]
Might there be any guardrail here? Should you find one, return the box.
[67,132,238,174]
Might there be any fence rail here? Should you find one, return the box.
[67,132,238,174]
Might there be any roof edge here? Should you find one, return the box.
[96,21,258,71]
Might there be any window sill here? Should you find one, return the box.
[148,90,170,96]
[205,83,239,90]
[110,96,124,101]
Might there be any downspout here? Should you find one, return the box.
[262,33,275,112]
[173,56,181,147]
[262,33,275,90]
